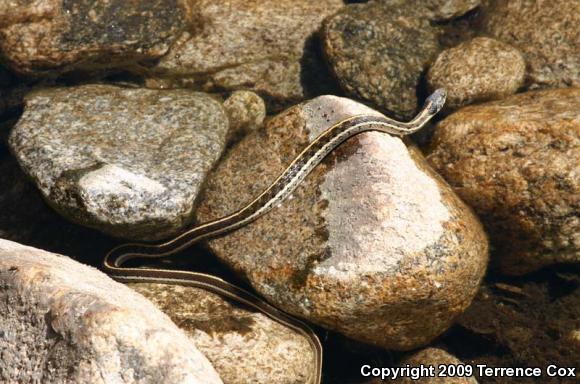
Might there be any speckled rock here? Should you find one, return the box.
[196,95,488,350]
[427,88,580,275]
[145,0,343,111]
[0,148,117,262]
[322,1,441,120]
[427,37,525,109]
[0,239,222,384]
[394,348,478,383]
[130,283,316,384]
[423,0,480,20]
[9,84,229,241]
[457,276,580,379]
[0,0,186,75]
[0,0,55,27]
[223,90,266,144]
[478,0,580,89]
[378,0,481,21]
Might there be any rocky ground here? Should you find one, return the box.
[0,1,578,383]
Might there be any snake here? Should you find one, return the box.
[103,89,446,384]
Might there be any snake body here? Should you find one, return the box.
[103,89,446,384]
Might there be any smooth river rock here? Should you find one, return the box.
[9,84,229,241]
[145,0,343,111]
[457,276,580,378]
[0,0,186,75]
[322,1,441,120]
[478,0,579,89]
[223,90,266,145]
[428,88,579,275]
[197,95,488,350]
[369,348,478,383]
[0,239,222,384]
[0,0,55,28]
[0,149,116,263]
[130,283,316,384]
[427,37,525,109]
[378,0,481,21]
[396,348,478,384]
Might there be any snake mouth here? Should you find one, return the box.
[426,88,447,114]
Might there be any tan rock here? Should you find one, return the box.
[424,0,480,20]
[369,348,478,383]
[0,0,56,28]
[396,348,478,384]
[0,239,222,383]
[130,283,316,384]
[223,90,266,144]
[0,0,186,75]
[197,95,488,350]
[478,0,580,89]
[427,88,580,275]
[145,0,343,111]
[428,37,525,109]
[458,277,580,377]
[378,0,481,21]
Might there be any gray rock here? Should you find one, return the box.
[0,239,222,384]
[0,149,117,260]
[427,88,580,275]
[130,283,316,384]
[144,0,344,112]
[9,84,229,241]
[427,37,525,109]
[0,0,186,75]
[196,95,488,350]
[322,1,441,120]
[478,0,580,89]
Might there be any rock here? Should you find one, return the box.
[378,0,481,21]
[0,0,186,75]
[322,1,441,120]
[0,0,55,27]
[145,0,343,112]
[369,348,478,383]
[0,239,222,384]
[223,91,266,144]
[196,95,488,350]
[427,88,580,275]
[457,275,580,377]
[423,0,480,20]
[9,84,229,241]
[0,148,117,262]
[130,283,316,384]
[478,0,580,89]
[427,37,525,109]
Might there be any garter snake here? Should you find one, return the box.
[103,89,446,384]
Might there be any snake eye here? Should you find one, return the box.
[426,88,446,114]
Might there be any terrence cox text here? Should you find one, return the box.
[360,363,577,381]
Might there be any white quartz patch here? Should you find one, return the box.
[79,164,166,196]
[316,133,450,277]
[300,96,451,278]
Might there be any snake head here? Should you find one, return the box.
[425,88,446,115]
